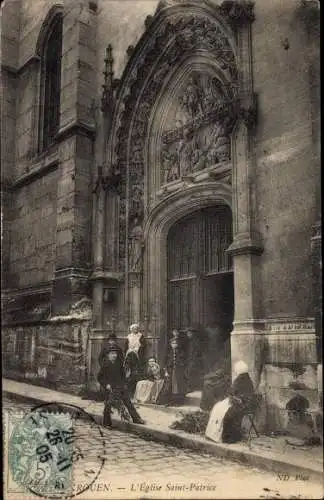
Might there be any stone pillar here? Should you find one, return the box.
[1,1,19,292]
[92,174,105,329]
[52,0,97,315]
[311,220,322,364]
[129,272,142,323]
[305,3,321,414]
[226,2,264,388]
[90,43,123,331]
[91,172,123,329]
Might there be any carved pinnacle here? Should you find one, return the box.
[101,44,115,112]
[220,0,255,27]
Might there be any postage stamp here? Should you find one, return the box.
[4,402,106,499]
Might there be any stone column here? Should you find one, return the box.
[311,220,322,364]
[129,272,142,323]
[92,173,105,329]
[91,171,123,329]
[91,43,123,330]
[225,2,264,388]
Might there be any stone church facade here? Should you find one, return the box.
[1,0,321,431]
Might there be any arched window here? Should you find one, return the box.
[39,13,63,152]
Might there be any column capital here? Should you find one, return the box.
[93,164,121,195]
[236,93,258,130]
[90,270,124,282]
[227,232,263,256]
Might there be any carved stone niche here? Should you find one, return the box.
[159,72,236,187]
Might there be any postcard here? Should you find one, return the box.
[1,0,322,498]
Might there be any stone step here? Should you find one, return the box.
[185,390,202,407]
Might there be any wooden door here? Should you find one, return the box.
[167,206,233,332]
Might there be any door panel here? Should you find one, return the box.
[168,278,196,330]
[167,206,233,333]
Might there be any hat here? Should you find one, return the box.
[233,360,249,377]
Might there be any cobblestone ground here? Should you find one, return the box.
[3,397,322,500]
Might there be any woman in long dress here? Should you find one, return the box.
[205,361,256,443]
[184,326,208,392]
[157,329,187,405]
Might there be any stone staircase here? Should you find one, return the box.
[136,391,203,416]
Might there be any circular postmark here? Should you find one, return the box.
[8,402,106,499]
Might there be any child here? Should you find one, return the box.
[124,323,146,397]
[97,347,145,427]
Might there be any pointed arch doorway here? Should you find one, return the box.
[167,204,233,386]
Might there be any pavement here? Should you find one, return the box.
[3,395,323,500]
[3,378,323,486]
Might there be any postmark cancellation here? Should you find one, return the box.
[4,403,106,500]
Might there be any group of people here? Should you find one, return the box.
[97,323,208,425]
[97,323,259,443]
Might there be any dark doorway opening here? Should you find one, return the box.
[167,205,234,390]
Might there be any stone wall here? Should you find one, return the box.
[9,169,58,288]
[257,318,320,434]
[18,0,60,67]
[1,1,20,290]
[2,319,90,394]
[14,0,61,172]
[253,0,320,319]
[52,0,97,314]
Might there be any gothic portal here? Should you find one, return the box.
[93,0,263,384]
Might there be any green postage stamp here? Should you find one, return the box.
[4,402,106,499]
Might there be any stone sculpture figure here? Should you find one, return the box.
[180,76,204,118]
[213,121,231,162]
[130,184,144,220]
[178,127,194,176]
[129,218,144,271]
[162,147,179,183]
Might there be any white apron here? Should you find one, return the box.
[205,397,232,443]
[134,380,154,403]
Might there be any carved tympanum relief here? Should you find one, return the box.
[161,73,232,184]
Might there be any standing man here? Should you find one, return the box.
[98,346,145,427]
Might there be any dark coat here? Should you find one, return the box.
[221,372,257,443]
[228,372,256,411]
[97,359,127,390]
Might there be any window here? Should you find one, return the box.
[39,13,63,152]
